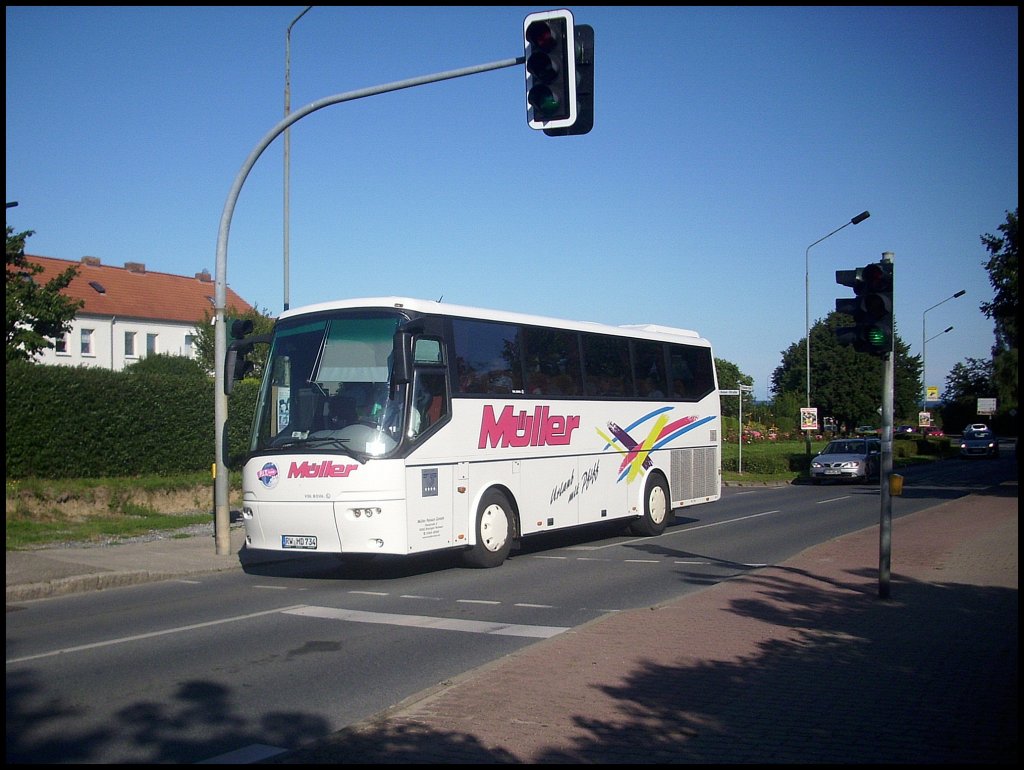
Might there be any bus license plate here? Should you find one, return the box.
[282,535,317,549]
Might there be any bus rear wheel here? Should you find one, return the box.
[461,489,513,568]
[629,473,670,536]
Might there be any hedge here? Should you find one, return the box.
[6,360,258,479]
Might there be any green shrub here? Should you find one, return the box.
[6,360,258,479]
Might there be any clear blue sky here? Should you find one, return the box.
[6,6,1018,402]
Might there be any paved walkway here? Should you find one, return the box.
[6,482,1018,764]
[273,482,1018,764]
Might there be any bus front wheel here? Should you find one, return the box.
[629,473,670,536]
[461,489,513,568]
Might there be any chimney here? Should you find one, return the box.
[124,262,146,274]
[81,256,101,267]
[195,270,212,282]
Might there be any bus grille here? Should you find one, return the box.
[671,446,718,500]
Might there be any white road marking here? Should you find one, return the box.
[6,605,309,664]
[284,605,568,639]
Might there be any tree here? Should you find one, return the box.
[6,226,83,362]
[714,357,753,419]
[770,311,921,428]
[943,358,993,404]
[192,305,275,378]
[940,358,994,432]
[979,208,1018,414]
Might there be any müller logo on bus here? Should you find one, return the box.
[288,460,360,479]
[478,404,580,449]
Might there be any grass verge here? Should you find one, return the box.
[5,473,240,550]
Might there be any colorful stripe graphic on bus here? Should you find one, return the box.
[597,407,717,483]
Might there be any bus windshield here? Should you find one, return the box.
[250,311,406,460]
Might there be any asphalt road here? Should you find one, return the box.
[6,452,1016,764]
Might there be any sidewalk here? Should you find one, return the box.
[5,524,259,603]
[6,483,1018,764]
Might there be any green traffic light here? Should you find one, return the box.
[865,326,888,348]
[528,85,562,116]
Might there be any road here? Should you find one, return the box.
[6,453,1015,764]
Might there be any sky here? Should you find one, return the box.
[5,6,1018,402]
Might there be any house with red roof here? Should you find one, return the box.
[26,254,254,371]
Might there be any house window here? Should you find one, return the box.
[184,334,195,357]
[146,333,158,355]
[81,328,94,357]
[124,331,136,358]
[55,333,69,355]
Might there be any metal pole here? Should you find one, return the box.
[737,385,752,474]
[878,251,894,599]
[738,390,743,474]
[921,290,965,408]
[214,56,525,554]
[804,211,870,457]
[923,327,955,408]
[284,6,313,313]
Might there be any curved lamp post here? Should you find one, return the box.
[804,210,870,454]
[921,290,965,406]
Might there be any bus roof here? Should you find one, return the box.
[278,297,708,346]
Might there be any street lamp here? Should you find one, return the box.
[284,5,314,312]
[805,210,870,454]
[922,289,965,406]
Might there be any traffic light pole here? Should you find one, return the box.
[878,251,895,599]
[212,56,524,555]
[878,343,894,599]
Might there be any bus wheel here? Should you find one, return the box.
[629,473,670,536]
[461,489,513,568]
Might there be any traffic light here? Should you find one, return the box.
[857,261,893,356]
[525,10,577,131]
[542,24,594,137]
[224,318,255,394]
[834,261,894,357]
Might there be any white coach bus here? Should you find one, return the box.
[234,297,721,568]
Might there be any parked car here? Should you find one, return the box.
[922,426,945,438]
[895,425,917,435]
[854,425,878,436]
[810,438,881,484]
[959,428,999,458]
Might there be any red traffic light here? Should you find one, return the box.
[526,19,557,52]
[857,262,890,293]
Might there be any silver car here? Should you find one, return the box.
[810,438,881,484]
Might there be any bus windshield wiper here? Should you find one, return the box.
[273,436,349,449]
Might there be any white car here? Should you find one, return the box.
[967,423,989,432]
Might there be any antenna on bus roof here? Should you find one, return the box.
[436,295,443,302]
